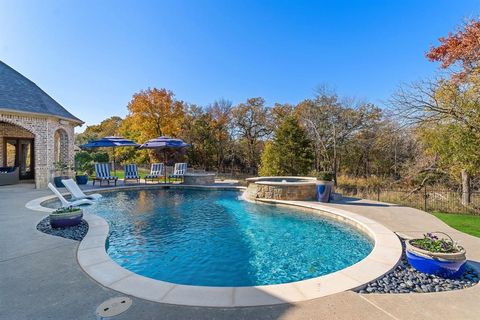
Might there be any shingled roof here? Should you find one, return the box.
[0,60,83,124]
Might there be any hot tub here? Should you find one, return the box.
[245,176,318,201]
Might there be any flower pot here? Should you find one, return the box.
[49,209,83,228]
[53,176,69,188]
[75,175,89,185]
[316,181,334,203]
[405,239,466,278]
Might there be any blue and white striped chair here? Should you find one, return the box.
[145,163,164,183]
[124,164,140,184]
[93,163,118,186]
[168,163,187,183]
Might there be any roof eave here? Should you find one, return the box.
[0,107,84,126]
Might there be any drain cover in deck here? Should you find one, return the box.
[96,297,132,318]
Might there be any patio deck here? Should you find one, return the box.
[1,183,479,319]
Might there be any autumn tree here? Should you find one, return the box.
[426,18,480,81]
[231,97,272,174]
[122,88,186,143]
[206,99,234,171]
[259,115,313,176]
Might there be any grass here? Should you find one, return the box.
[431,211,480,238]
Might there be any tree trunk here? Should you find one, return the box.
[461,169,471,206]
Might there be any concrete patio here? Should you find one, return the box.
[1,183,479,320]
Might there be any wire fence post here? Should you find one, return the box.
[424,185,428,212]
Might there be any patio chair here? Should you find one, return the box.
[124,164,140,184]
[48,183,94,208]
[144,163,164,183]
[61,178,102,200]
[168,163,187,183]
[0,166,19,186]
[93,163,118,186]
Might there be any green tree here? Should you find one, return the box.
[75,116,123,145]
[259,116,314,176]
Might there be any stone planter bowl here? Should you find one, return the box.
[406,239,466,278]
[49,209,83,228]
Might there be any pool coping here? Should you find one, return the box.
[26,184,402,307]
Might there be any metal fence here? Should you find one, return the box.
[337,186,480,215]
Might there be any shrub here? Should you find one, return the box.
[311,171,335,181]
[410,232,460,253]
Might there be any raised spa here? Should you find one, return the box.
[80,188,373,287]
[245,176,320,201]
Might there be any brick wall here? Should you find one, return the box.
[0,112,76,188]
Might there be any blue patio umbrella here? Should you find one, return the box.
[139,136,190,183]
[80,136,139,175]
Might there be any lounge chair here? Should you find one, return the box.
[48,183,94,208]
[93,163,118,186]
[124,164,140,184]
[144,163,164,183]
[0,166,19,186]
[168,163,187,182]
[61,178,102,200]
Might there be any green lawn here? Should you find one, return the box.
[432,212,480,238]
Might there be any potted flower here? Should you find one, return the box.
[53,161,72,188]
[49,206,83,228]
[406,232,466,278]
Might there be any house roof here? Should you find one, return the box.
[0,60,83,124]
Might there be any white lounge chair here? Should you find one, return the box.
[93,163,118,186]
[168,163,187,182]
[124,164,140,184]
[61,178,102,201]
[48,183,94,208]
[145,163,164,183]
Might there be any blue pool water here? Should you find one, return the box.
[83,188,373,287]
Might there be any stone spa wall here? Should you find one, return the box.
[245,181,317,201]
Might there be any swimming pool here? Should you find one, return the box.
[82,188,373,287]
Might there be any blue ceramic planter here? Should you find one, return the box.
[53,176,69,188]
[406,240,466,278]
[316,181,333,203]
[75,175,89,185]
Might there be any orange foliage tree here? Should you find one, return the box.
[426,18,480,80]
[121,88,186,143]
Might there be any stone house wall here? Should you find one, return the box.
[0,111,76,188]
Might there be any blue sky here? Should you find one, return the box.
[1,0,479,131]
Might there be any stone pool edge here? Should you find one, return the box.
[26,184,402,307]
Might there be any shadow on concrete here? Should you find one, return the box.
[332,196,392,207]
[467,260,480,273]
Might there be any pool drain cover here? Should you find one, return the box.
[96,297,132,318]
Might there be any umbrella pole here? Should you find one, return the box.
[164,149,167,184]
[113,147,116,176]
